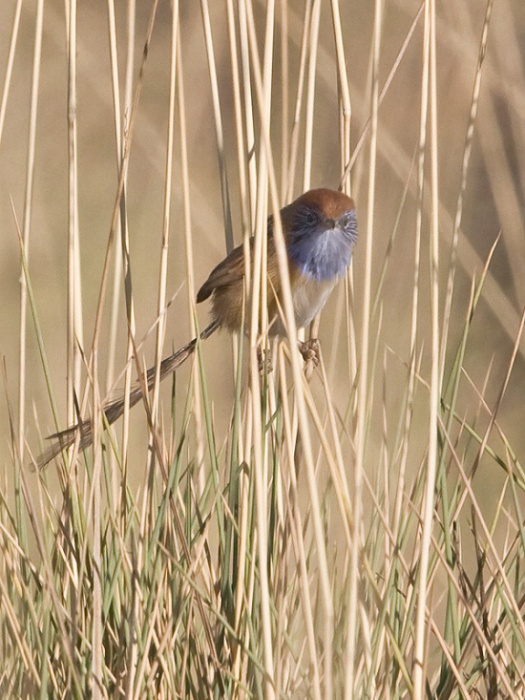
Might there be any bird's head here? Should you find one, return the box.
[278,188,358,282]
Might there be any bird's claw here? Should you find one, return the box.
[298,338,320,367]
[257,347,273,374]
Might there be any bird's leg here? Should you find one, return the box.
[298,338,320,367]
[256,345,273,373]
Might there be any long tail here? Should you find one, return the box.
[35,320,220,469]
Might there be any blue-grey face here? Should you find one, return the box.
[287,204,358,282]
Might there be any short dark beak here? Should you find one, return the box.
[323,218,336,231]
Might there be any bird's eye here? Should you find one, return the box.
[303,208,318,226]
[339,211,356,229]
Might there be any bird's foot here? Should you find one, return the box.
[257,346,274,374]
[298,338,320,367]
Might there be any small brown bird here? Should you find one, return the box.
[36,188,357,468]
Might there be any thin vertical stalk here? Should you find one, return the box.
[225,0,251,238]
[105,0,124,387]
[19,0,45,461]
[0,0,23,148]
[151,0,179,427]
[118,0,137,486]
[344,0,381,696]
[105,0,122,510]
[200,0,233,252]
[176,25,206,494]
[66,0,82,425]
[413,0,440,695]
[238,0,258,217]
[90,400,103,699]
[245,1,276,694]
[285,1,312,202]
[64,3,84,694]
[278,348,322,700]
[279,0,289,198]
[105,0,134,501]
[302,0,321,192]
[329,0,352,190]
[439,0,494,378]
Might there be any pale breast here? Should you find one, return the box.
[268,263,339,336]
[271,277,337,335]
[292,277,337,328]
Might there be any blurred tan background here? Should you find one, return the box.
[1,0,524,500]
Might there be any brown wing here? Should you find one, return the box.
[196,215,277,303]
[196,242,246,303]
[196,218,284,333]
